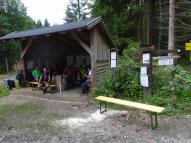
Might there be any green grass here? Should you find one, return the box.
[0,86,10,97]
[0,103,44,118]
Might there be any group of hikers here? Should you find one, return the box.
[31,64,91,94]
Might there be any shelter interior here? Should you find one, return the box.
[24,31,93,90]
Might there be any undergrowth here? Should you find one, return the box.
[94,40,191,115]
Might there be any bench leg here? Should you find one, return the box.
[150,113,158,130]
[100,102,107,114]
[32,84,36,91]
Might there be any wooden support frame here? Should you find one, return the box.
[20,38,33,85]
[21,38,33,59]
[70,32,92,55]
[150,112,158,130]
[99,101,107,113]
[90,28,97,88]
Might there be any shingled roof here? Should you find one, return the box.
[0,17,102,41]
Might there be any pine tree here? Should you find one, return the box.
[36,20,43,28]
[64,0,92,23]
[44,19,50,27]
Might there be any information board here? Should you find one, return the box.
[140,75,149,87]
[158,57,174,65]
[143,53,150,64]
[141,67,147,75]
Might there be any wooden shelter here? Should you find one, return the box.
[0,17,116,87]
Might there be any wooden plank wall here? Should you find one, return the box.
[96,60,109,82]
[93,28,110,83]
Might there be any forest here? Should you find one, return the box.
[1,0,191,72]
[0,0,50,72]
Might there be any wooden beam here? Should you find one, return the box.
[154,49,178,55]
[90,28,97,88]
[70,32,92,55]
[21,38,33,59]
[87,17,102,30]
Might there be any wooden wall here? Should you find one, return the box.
[90,27,111,86]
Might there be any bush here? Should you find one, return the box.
[95,40,142,100]
[150,65,191,114]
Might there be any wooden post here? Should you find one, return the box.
[20,39,33,84]
[141,45,154,97]
[143,51,152,97]
[90,28,97,88]
[5,58,9,73]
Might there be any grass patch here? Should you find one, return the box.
[14,103,44,113]
[0,86,10,97]
[0,103,44,118]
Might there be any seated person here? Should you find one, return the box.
[32,66,41,82]
[38,68,50,94]
[82,67,91,94]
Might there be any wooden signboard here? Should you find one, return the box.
[158,57,174,65]
[186,43,191,51]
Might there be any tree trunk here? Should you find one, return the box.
[168,0,175,55]
[77,0,81,20]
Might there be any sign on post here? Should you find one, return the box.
[185,43,191,51]
[158,57,174,65]
[111,51,117,68]
[185,41,191,61]
[140,67,147,75]
[140,75,149,87]
[143,53,150,64]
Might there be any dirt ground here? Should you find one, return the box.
[0,75,7,81]
[0,88,190,143]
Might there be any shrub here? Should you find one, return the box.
[151,65,191,114]
[95,40,142,100]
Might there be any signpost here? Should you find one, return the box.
[158,57,174,65]
[140,44,154,97]
[140,44,180,97]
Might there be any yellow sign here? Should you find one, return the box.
[186,43,191,51]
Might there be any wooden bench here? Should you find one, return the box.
[95,96,165,130]
[29,82,56,92]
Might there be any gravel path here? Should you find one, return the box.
[0,89,190,143]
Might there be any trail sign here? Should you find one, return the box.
[141,67,147,75]
[186,43,191,51]
[140,75,149,87]
[158,57,174,65]
[143,53,150,64]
